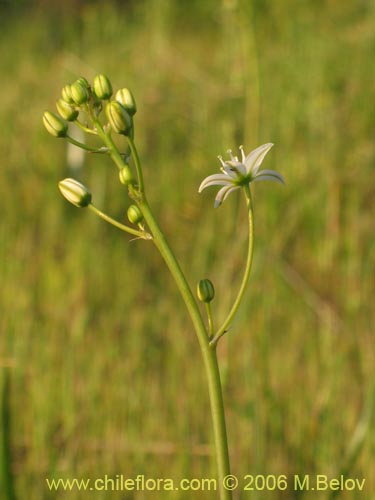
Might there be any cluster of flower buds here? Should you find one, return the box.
[42,74,137,140]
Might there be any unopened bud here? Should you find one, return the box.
[119,166,135,185]
[56,98,79,121]
[43,111,68,138]
[105,101,132,135]
[61,84,74,104]
[197,279,215,303]
[76,76,89,88]
[71,81,90,105]
[93,74,113,100]
[115,88,137,116]
[127,205,143,225]
[58,178,92,208]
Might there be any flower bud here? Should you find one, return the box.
[58,178,92,208]
[93,74,113,100]
[105,101,132,135]
[43,111,68,138]
[197,279,215,303]
[119,166,135,185]
[56,98,79,121]
[127,205,143,225]
[115,88,137,116]
[61,84,74,104]
[76,76,89,88]
[70,81,90,105]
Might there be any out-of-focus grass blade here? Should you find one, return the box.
[0,368,16,500]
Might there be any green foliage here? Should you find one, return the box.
[0,0,374,498]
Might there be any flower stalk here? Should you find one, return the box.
[43,75,284,500]
[210,185,254,346]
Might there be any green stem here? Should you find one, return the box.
[105,135,232,499]
[126,136,145,193]
[88,204,151,239]
[93,123,126,172]
[139,197,232,500]
[211,185,254,346]
[91,124,232,498]
[205,302,214,339]
[74,120,98,135]
[66,135,106,153]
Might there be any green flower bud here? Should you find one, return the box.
[43,111,68,138]
[58,178,92,208]
[76,76,89,88]
[56,98,79,121]
[115,88,137,116]
[105,101,132,136]
[93,74,113,100]
[61,84,74,104]
[197,279,215,303]
[70,81,90,105]
[119,166,135,185]
[127,205,143,225]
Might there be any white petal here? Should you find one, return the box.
[214,185,240,208]
[244,143,274,175]
[253,169,285,184]
[225,161,247,176]
[222,165,240,179]
[198,174,231,192]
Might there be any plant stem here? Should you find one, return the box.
[205,302,214,338]
[74,119,98,135]
[94,127,232,498]
[126,136,145,193]
[120,136,231,499]
[88,204,151,239]
[66,135,105,153]
[139,197,232,500]
[211,185,254,345]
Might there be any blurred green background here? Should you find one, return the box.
[0,0,374,498]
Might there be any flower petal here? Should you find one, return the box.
[225,161,247,176]
[253,169,285,184]
[214,185,240,208]
[222,165,240,179]
[198,174,231,192]
[244,143,274,175]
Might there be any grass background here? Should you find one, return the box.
[0,0,374,498]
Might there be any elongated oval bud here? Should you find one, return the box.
[76,76,89,88]
[197,279,215,303]
[61,84,74,104]
[93,74,113,100]
[127,205,143,225]
[115,88,137,116]
[105,101,132,135]
[43,111,68,138]
[71,81,90,105]
[56,98,79,121]
[119,166,135,185]
[58,178,92,207]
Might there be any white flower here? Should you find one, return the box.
[198,143,284,207]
